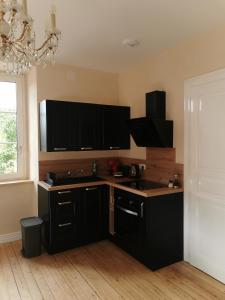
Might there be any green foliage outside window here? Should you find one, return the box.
[0,112,17,174]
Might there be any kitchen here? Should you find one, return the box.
[0,0,225,299]
[37,91,183,270]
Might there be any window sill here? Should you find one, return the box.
[0,179,34,187]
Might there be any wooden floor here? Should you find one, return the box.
[0,241,224,300]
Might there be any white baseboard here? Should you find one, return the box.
[0,232,21,243]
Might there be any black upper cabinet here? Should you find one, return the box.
[102,105,130,150]
[40,99,130,152]
[71,103,103,150]
[40,100,72,152]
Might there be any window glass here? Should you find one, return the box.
[0,82,17,175]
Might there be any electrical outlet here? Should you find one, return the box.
[139,164,146,171]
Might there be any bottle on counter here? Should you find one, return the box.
[168,179,174,188]
[173,174,179,189]
[92,161,97,176]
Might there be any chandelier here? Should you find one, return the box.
[0,0,60,74]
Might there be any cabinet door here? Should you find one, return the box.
[103,106,130,150]
[40,100,72,152]
[49,188,84,253]
[145,193,183,270]
[83,185,109,243]
[71,103,102,150]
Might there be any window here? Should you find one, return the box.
[0,75,27,181]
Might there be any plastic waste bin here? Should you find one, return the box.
[20,217,43,258]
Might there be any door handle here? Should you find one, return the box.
[110,146,120,150]
[58,222,72,228]
[116,205,138,216]
[81,147,93,150]
[54,147,67,151]
[57,191,72,195]
[58,201,72,206]
[85,187,98,191]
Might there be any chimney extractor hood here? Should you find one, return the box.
[129,91,173,148]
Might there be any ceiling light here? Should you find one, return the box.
[122,38,140,48]
[0,0,61,74]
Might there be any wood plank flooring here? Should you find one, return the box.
[0,240,224,300]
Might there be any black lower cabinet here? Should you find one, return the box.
[83,186,109,243]
[39,183,183,269]
[38,185,109,254]
[114,189,183,270]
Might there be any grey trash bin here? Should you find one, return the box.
[20,217,43,258]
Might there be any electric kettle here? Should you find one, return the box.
[129,164,140,178]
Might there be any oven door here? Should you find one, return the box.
[114,190,144,257]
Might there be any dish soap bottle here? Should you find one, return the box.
[92,161,97,177]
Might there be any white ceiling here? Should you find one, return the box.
[29,0,225,73]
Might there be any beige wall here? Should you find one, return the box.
[36,64,123,161]
[0,182,34,234]
[37,64,119,105]
[118,26,225,163]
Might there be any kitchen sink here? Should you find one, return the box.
[46,175,104,186]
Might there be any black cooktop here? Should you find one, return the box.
[119,180,166,190]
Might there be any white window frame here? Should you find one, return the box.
[0,74,28,182]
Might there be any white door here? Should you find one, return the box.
[184,69,225,284]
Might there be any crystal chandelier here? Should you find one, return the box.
[0,0,60,74]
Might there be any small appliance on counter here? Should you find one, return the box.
[107,160,141,178]
[129,164,140,178]
[120,165,130,177]
[113,171,124,177]
[107,159,120,176]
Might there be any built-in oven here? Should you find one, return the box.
[114,189,145,258]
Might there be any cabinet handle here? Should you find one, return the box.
[116,205,138,217]
[58,201,72,206]
[141,202,144,218]
[57,191,72,195]
[54,147,67,151]
[85,187,98,191]
[81,147,93,150]
[110,146,120,150]
[58,222,72,228]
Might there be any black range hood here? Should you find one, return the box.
[129,91,173,148]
